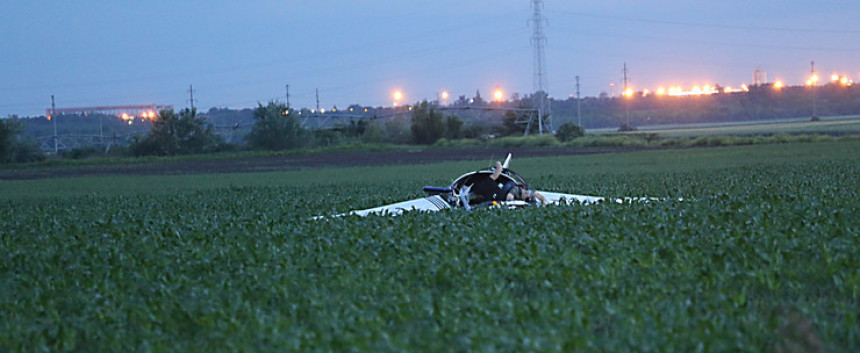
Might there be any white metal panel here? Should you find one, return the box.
[339,195,451,217]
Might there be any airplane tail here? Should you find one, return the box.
[502,153,512,169]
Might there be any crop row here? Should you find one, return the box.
[1,156,858,351]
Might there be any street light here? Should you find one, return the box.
[809,68,819,119]
[393,90,403,106]
[439,90,449,105]
[493,87,504,102]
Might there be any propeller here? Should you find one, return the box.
[457,184,473,211]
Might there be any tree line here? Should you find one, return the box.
[550,83,860,128]
[2,82,857,162]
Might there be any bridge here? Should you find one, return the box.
[295,105,546,133]
[46,104,173,119]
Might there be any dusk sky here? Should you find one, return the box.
[2,1,858,117]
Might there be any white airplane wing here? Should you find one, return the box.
[539,191,678,205]
[538,191,606,205]
[319,195,452,218]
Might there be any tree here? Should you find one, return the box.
[0,118,16,162]
[245,101,307,150]
[0,116,45,163]
[444,115,463,139]
[555,122,585,142]
[131,108,221,156]
[410,101,446,144]
[498,110,526,136]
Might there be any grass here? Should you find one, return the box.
[1,140,856,201]
[596,115,860,138]
[1,140,859,352]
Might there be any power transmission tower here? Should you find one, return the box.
[187,84,196,110]
[576,75,581,127]
[315,88,320,112]
[529,0,551,135]
[285,84,291,109]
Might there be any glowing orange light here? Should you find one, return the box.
[441,91,449,100]
[642,89,650,97]
[493,88,504,101]
[832,74,840,81]
[623,88,633,97]
[841,77,849,85]
[774,81,784,89]
[393,91,403,101]
[656,87,666,95]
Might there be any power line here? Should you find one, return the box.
[553,10,860,34]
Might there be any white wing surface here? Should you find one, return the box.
[324,195,452,218]
[540,191,676,205]
[538,191,606,205]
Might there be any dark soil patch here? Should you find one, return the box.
[0,148,616,180]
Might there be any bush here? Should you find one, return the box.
[1,117,46,163]
[363,118,412,145]
[432,138,481,148]
[554,122,585,142]
[618,123,638,132]
[444,115,463,140]
[565,135,647,148]
[131,108,222,156]
[461,124,490,139]
[410,101,446,144]
[60,146,99,160]
[489,135,560,148]
[245,102,307,151]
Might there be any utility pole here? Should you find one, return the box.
[51,95,57,155]
[811,60,817,118]
[623,63,630,125]
[315,88,320,112]
[285,84,291,109]
[576,75,582,127]
[187,84,196,110]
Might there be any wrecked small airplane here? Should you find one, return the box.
[319,153,666,218]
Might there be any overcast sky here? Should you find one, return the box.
[2,1,858,117]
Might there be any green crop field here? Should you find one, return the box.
[591,115,860,138]
[2,141,859,352]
